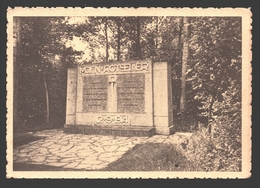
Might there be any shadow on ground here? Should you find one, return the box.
[14,133,45,149]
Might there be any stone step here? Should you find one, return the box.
[64,124,156,137]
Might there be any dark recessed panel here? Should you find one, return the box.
[83,75,108,112]
[117,74,145,113]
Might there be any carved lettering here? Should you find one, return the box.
[109,65,117,72]
[95,66,100,73]
[104,65,110,73]
[125,64,130,71]
[96,115,129,125]
[80,62,150,74]
[136,63,141,70]
[142,63,149,70]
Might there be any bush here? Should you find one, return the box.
[180,113,241,171]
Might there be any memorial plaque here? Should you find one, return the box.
[117,73,145,113]
[83,75,108,112]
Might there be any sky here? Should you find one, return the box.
[65,17,110,63]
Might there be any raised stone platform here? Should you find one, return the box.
[64,124,156,137]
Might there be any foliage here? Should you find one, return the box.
[178,17,242,171]
[15,17,81,127]
[182,126,241,171]
[186,17,242,126]
[180,86,242,171]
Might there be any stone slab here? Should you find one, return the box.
[64,124,156,137]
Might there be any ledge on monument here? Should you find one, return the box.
[64,124,155,137]
[155,125,175,135]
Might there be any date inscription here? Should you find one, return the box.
[96,115,129,125]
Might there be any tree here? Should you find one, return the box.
[123,17,143,59]
[136,17,141,59]
[13,17,21,127]
[101,17,110,62]
[176,17,242,171]
[115,17,122,61]
[111,17,125,61]
[180,17,189,113]
[16,17,81,126]
[69,16,182,63]
[187,17,242,131]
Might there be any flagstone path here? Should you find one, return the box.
[14,129,192,170]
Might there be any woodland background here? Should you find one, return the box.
[13,16,242,171]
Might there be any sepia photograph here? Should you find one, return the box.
[6,8,252,178]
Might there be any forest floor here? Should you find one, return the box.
[13,124,62,148]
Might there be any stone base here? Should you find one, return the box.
[155,126,175,135]
[64,124,156,137]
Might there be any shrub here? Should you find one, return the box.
[180,112,241,171]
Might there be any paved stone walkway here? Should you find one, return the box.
[14,129,192,170]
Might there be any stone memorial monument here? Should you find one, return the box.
[64,60,174,136]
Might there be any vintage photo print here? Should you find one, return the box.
[6,7,252,178]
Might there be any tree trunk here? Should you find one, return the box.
[136,17,141,59]
[43,70,50,125]
[155,17,159,49]
[178,17,183,46]
[208,94,216,134]
[13,17,21,127]
[104,19,109,62]
[180,17,189,112]
[117,18,121,61]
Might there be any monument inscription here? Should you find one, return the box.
[80,61,150,74]
[83,75,107,112]
[117,74,145,113]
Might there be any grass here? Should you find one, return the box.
[103,143,195,171]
